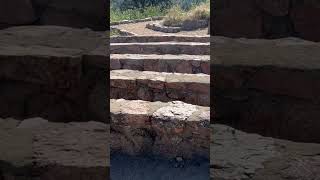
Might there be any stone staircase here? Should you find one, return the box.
[110,35,210,159]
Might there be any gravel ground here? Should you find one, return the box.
[111,152,210,180]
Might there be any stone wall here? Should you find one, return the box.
[110,36,210,160]
[212,0,320,41]
[212,36,320,143]
[0,26,108,123]
[0,0,107,31]
[111,99,210,159]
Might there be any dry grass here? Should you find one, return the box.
[186,3,210,21]
[163,0,210,27]
[162,5,186,27]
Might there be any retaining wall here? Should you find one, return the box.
[0,26,108,123]
[212,36,320,143]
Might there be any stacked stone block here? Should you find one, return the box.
[110,35,211,159]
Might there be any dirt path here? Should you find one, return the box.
[113,21,208,36]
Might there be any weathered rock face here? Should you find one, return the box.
[110,99,210,159]
[0,0,107,31]
[212,0,320,41]
[110,70,210,106]
[111,42,210,55]
[111,54,210,74]
[0,26,108,123]
[211,124,320,180]
[110,36,210,43]
[0,117,109,180]
[212,36,320,143]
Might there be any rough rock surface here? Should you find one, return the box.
[0,0,107,31]
[110,99,210,159]
[211,124,320,180]
[110,36,209,43]
[111,42,210,55]
[212,36,320,143]
[0,117,109,180]
[0,26,108,122]
[212,0,320,41]
[111,70,210,106]
[111,54,210,74]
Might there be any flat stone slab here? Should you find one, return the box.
[111,42,210,55]
[110,99,210,159]
[0,117,109,179]
[110,70,210,106]
[111,35,209,43]
[111,54,210,74]
[211,124,320,179]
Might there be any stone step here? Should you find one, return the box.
[110,42,210,55]
[0,26,108,123]
[0,117,109,180]
[111,35,210,43]
[111,54,210,74]
[110,99,210,159]
[110,70,210,106]
[213,36,320,143]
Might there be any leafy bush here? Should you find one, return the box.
[110,0,209,23]
[111,0,172,10]
[172,0,207,10]
[111,0,207,10]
